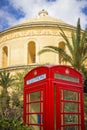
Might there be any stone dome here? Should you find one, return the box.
[9,9,75,31]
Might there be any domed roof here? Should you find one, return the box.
[1,9,75,34]
[16,9,75,29]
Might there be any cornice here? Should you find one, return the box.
[0,64,43,72]
[0,22,76,36]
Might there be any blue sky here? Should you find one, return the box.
[0,0,87,31]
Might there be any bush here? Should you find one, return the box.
[0,117,31,130]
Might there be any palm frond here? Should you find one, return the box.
[80,30,87,55]
[0,71,15,88]
[71,31,77,50]
[39,46,73,65]
[59,29,73,56]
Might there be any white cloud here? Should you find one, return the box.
[0,0,87,31]
[46,0,87,28]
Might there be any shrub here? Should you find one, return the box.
[0,117,31,130]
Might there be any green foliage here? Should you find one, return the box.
[0,70,28,119]
[13,71,26,95]
[84,79,87,93]
[0,71,15,116]
[84,93,87,116]
[0,70,31,129]
[0,90,10,115]
[11,71,27,118]
[84,94,87,130]
[0,117,31,130]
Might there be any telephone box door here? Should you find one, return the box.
[24,86,45,130]
[55,83,84,130]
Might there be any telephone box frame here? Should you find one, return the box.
[23,65,84,130]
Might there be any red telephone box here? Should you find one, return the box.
[23,65,84,130]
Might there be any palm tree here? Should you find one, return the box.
[0,71,15,115]
[39,18,87,73]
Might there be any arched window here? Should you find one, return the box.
[59,42,66,64]
[2,46,8,67]
[27,42,36,64]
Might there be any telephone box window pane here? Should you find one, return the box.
[64,126,78,130]
[29,114,39,124]
[64,90,79,101]
[30,91,40,102]
[64,102,78,112]
[29,114,43,124]
[64,114,78,124]
[29,103,40,113]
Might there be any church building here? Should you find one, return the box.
[0,10,81,73]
